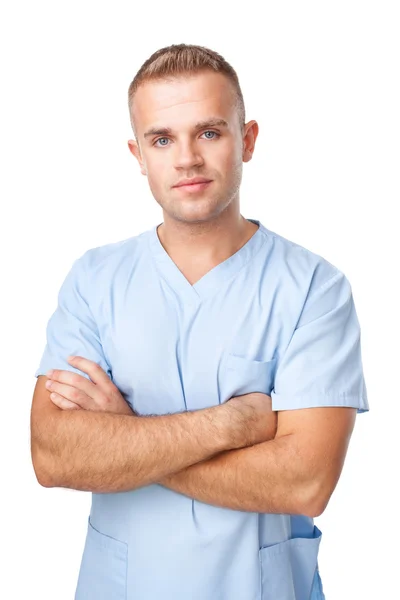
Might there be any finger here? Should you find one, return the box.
[46,380,92,410]
[49,392,81,410]
[67,356,112,386]
[46,367,95,399]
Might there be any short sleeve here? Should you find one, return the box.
[270,270,369,413]
[34,253,112,380]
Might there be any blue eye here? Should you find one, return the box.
[203,131,219,139]
[153,131,220,147]
[155,138,169,146]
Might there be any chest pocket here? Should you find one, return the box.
[218,354,277,403]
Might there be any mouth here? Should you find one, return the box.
[173,180,213,193]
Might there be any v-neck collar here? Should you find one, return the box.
[148,218,267,303]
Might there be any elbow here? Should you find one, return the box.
[302,498,328,518]
[31,442,58,488]
[32,459,56,488]
[298,479,333,518]
[36,471,56,489]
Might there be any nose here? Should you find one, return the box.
[173,140,204,170]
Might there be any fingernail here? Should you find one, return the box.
[46,370,54,377]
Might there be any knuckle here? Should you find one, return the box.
[69,388,81,401]
[70,374,81,386]
[100,393,111,406]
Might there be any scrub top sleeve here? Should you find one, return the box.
[271,270,369,413]
[34,252,112,380]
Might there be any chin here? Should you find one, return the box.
[159,197,222,224]
[176,206,224,224]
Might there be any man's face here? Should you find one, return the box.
[128,71,257,224]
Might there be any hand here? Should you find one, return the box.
[45,356,136,416]
[226,392,277,448]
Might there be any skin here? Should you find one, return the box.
[33,364,278,496]
[32,70,357,515]
[44,357,356,515]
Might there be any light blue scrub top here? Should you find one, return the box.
[35,219,368,600]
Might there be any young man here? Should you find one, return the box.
[31,44,368,600]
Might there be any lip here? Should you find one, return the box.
[173,178,213,187]
[173,180,212,193]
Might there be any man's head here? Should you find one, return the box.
[127,44,258,225]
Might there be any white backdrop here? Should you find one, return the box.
[1,1,398,598]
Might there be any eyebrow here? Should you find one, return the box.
[143,118,229,139]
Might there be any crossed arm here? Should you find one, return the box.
[31,360,356,517]
[161,406,356,516]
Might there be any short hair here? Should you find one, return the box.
[127,43,246,139]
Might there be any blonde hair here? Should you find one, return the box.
[127,43,245,139]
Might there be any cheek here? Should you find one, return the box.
[221,153,242,181]
[146,168,173,204]
[218,141,242,169]
[147,155,169,180]
[146,165,166,191]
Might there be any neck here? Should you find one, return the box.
[157,204,258,264]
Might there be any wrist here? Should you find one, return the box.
[214,402,249,451]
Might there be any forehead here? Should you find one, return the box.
[132,71,238,136]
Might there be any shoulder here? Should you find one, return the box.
[257,223,356,333]
[258,222,348,293]
[65,228,152,302]
[72,228,151,277]
[83,229,150,270]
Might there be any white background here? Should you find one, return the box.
[1,1,398,598]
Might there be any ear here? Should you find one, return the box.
[242,120,259,163]
[127,139,147,175]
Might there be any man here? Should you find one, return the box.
[31,43,368,600]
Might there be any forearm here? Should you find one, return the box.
[32,405,243,493]
[160,435,315,515]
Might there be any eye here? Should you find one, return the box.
[154,137,169,147]
[202,131,220,140]
[153,131,221,147]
